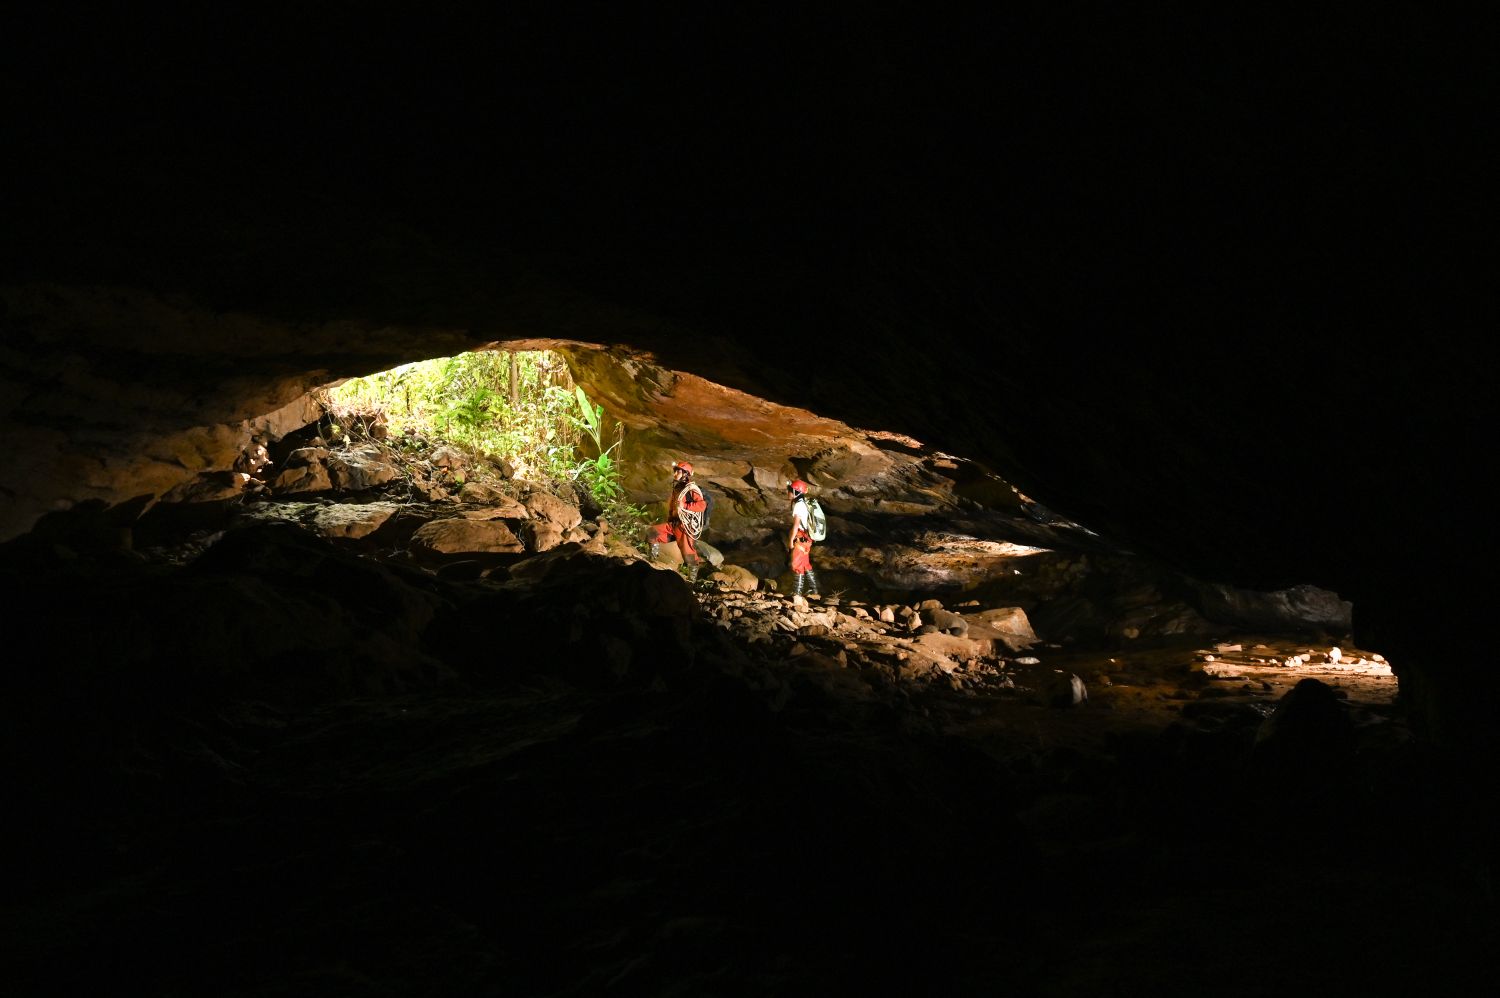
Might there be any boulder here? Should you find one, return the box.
[307,501,401,540]
[523,489,583,530]
[966,606,1039,652]
[927,607,968,636]
[429,445,467,469]
[326,445,401,491]
[521,519,566,553]
[410,517,525,555]
[271,460,332,495]
[457,481,513,504]
[710,564,760,592]
[459,496,530,519]
[1051,673,1088,708]
[1254,677,1354,761]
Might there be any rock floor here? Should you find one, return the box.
[1,497,1489,997]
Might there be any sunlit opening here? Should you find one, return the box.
[325,349,648,533]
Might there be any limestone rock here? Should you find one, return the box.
[459,496,530,519]
[287,446,332,466]
[1255,677,1353,754]
[1193,581,1353,635]
[927,607,968,635]
[162,471,247,504]
[410,517,524,555]
[430,445,467,469]
[652,541,684,567]
[457,481,512,504]
[521,519,565,553]
[913,629,989,663]
[802,441,891,486]
[307,501,401,540]
[326,445,400,491]
[523,489,582,530]
[966,607,1039,653]
[1035,671,1087,708]
[711,564,759,592]
[271,460,332,495]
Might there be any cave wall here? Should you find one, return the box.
[1,10,1490,762]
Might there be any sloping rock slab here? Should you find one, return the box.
[459,497,530,520]
[411,517,524,555]
[326,445,401,491]
[307,501,402,540]
[965,606,1039,652]
[522,489,582,530]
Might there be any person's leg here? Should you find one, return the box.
[791,538,811,596]
[678,530,699,581]
[646,522,672,560]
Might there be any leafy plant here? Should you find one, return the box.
[441,385,499,446]
[325,349,648,552]
[561,386,632,510]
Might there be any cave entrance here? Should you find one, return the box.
[124,339,1399,733]
[300,344,657,564]
[327,349,582,485]
[310,345,1403,723]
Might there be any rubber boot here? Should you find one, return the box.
[793,572,806,598]
[684,561,699,585]
[805,569,821,597]
[649,542,660,561]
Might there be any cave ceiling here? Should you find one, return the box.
[0,11,1488,689]
[2,19,1495,991]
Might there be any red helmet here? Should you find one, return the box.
[672,461,693,476]
[787,479,808,496]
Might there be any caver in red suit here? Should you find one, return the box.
[648,460,707,578]
[786,479,819,597]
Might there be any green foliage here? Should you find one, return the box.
[553,384,652,533]
[559,385,621,497]
[328,350,649,544]
[330,350,580,479]
[573,386,605,449]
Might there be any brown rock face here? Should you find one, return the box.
[0,13,1491,996]
[410,518,525,557]
[966,607,1041,654]
[521,488,583,531]
[0,274,1480,770]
